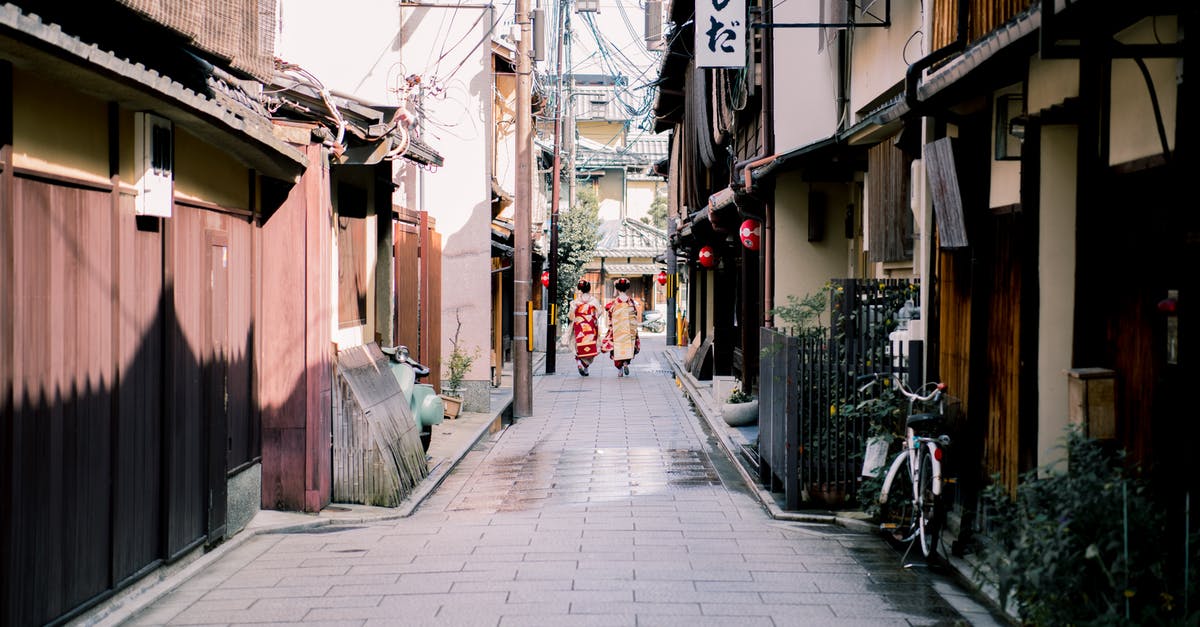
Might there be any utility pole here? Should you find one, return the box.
[545,0,565,374]
[566,18,576,212]
[514,0,534,417]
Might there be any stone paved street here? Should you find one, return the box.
[124,338,1001,626]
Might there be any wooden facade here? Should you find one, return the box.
[394,208,442,391]
[258,142,333,514]
[0,159,277,624]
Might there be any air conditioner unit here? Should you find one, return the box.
[134,112,174,218]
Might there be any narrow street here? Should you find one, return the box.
[125,337,999,626]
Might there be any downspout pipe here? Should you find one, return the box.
[760,0,775,328]
[905,0,968,113]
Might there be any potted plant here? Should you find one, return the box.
[720,385,758,427]
[440,308,479,419]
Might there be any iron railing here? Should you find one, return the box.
[759,278,918,509]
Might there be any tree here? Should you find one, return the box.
[640,189,667,230]
[555,187,602,325]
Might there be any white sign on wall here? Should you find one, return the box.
[695,0,745,68]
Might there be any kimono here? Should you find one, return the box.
[602,292,640,373]
[570,293,601,368]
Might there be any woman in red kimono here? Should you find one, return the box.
[569,279,601,376]
[602,277,640,377]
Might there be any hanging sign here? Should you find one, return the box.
[695,0,745,68]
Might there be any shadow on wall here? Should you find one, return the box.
[1,181,328,627]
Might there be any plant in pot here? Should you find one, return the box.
[720,384,758,427]
[440,309,479,419]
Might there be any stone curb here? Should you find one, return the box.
[662,350,856,528]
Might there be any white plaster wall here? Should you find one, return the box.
[495,73,518,205]
[847,0,924,115]
[772,2,840,152]
[1037,125,1077,471]
[1027,57,1079,113]
[625,179,659,223]
[596,171,624,221]
[1110,17,1178,166]
[772,175,850,326]
[277,0,498,386]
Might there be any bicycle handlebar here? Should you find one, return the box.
[855,373,946,402]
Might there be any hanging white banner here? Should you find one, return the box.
[695,0,745,68]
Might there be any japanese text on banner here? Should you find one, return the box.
[695,0,745,68]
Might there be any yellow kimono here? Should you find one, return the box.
[603,293,640,364]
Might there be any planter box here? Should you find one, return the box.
[721,399,758,427]
[440,394,463,419]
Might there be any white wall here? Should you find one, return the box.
[847,0,924,115]
[1028,57,1079,113]
[772,2,840,152]
[1109,17,1178,165]
[277,0,499,392]
[596,171,624,221]
[772,175,850,325]
[1037,125,1078,470]
[625,178,661,223]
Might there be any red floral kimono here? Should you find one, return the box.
[570,293,601,372]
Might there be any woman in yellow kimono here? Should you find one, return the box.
[569,279,600,376]
[602,277,640,377]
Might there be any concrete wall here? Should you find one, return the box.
[772,175,850,326]
[1037,124,1078,470]
[772,0,839,152]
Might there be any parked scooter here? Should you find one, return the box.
[382,345,444,452]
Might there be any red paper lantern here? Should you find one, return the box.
[697,245,716,268]
[656,270,668,286]
[541,270,550,288]
[739,219,761,251]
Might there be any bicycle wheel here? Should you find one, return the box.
[878,455,917,546]
[916,446,941,558]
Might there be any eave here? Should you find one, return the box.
[0,4,307,181]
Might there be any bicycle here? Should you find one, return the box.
[859,373,951,562]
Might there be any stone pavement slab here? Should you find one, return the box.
[113,336,1007,626]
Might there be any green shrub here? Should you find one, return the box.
[977,428,1199,626]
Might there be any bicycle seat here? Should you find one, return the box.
[906,413,942,429]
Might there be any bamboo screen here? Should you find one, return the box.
[115,0,276,80]
[931,0,1035,50]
